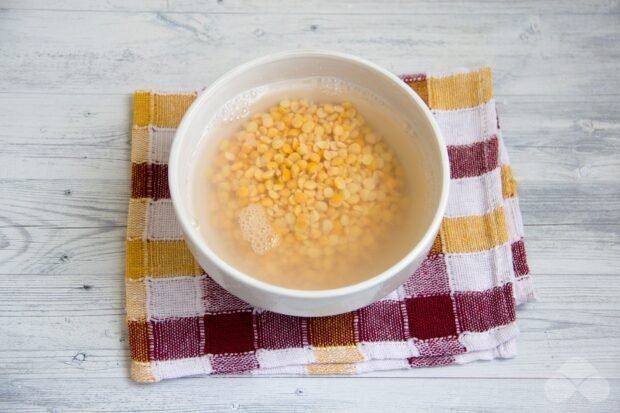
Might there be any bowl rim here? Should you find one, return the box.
[169,49,450,299]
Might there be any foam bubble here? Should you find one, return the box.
[212,77,392,127]
[216,86,266,123]
[238,204,280,255]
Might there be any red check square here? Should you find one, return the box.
[358,301,406,342]
[152,317,202,360]
[257,312,304,349]
[405,295,457,340]
[204,311,255,354]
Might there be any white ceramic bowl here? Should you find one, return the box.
[169,50,449,317]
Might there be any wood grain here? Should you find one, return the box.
[0,94,618,181]
[2,178,618,228]
[1,1,619,411]
[0,223,619,276]
[4,0,620,14]
[1,274,618,380]
[0,10,619,96]
[2,377,617,413]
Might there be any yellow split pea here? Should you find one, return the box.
[208,99,407,278]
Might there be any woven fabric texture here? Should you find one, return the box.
[125,67,535,382]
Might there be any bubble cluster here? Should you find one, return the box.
[217,87,265,123]
[316,77,344,96]
[313,77,388,108]
[238,204,280,255]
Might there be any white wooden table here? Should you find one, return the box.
[1,1,619,411]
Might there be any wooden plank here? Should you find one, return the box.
[2,94,619,150]
[524,224,620,275]
[1,178,618,230]
[4,0,620,14]
[3,327,619,380]
[2,273,618,316]
[0,272,617,380]
[1,377,618,413]
[1,308,618,380]
[0,222,618,275]
[1,132,616,181]
[0,180,129,227]
[0,94,618,232]
[0,11,619,96]
[0,226,125,276]
[0,94,618,181]
[1,297,619,379]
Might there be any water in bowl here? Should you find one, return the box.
[190,77,431,290]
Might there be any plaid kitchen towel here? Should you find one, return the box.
[125,67,535,382]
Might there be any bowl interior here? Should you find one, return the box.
[170,51,447,295]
